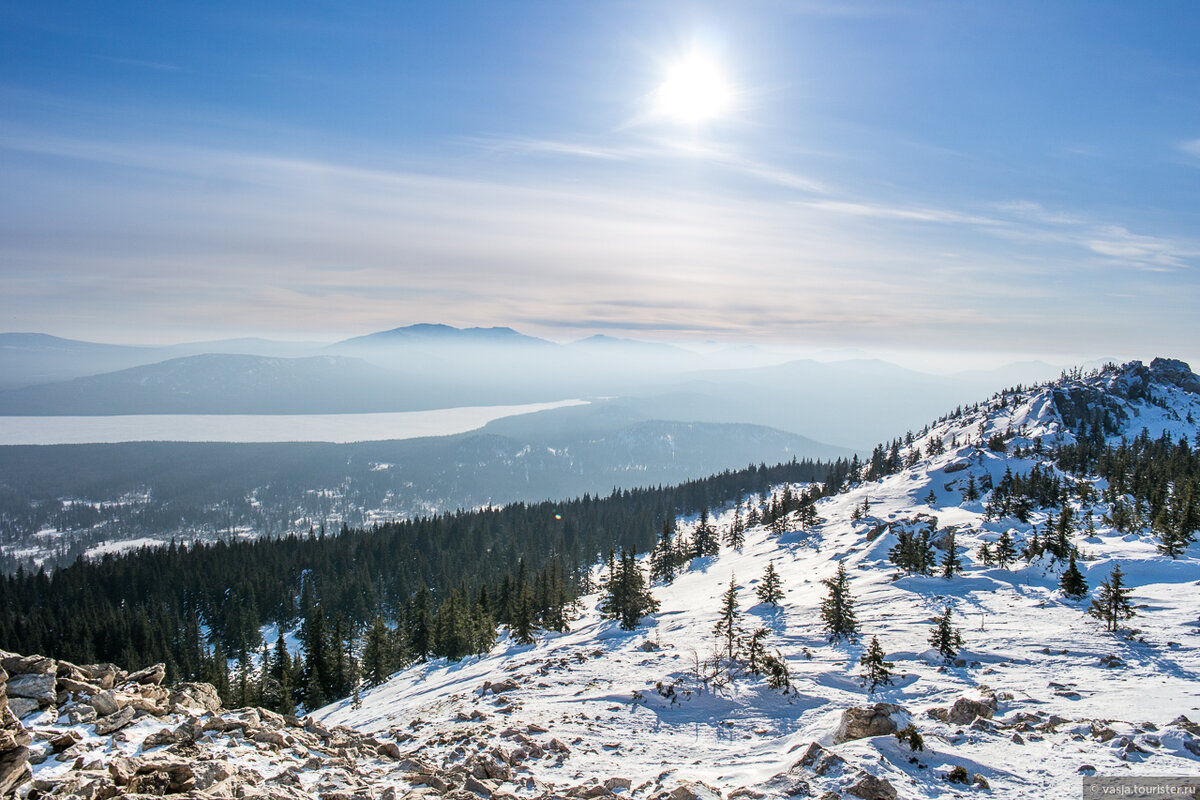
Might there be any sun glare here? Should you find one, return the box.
[653,51,733,125]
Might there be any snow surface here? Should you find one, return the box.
[318,363,1200,798]
[0,399,588,444]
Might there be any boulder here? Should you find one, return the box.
[833,704,906,743]
[946,697,995,725]
[5,674,57,705]
[480,679,520,695]
[62,704,97,725]
[848,773,897,800]
[0,747,30,797]
[663,782,722,800]
[76,664,120,690]
[0,654,55,677]
[57,677,103,697]
[169,682,222,713]
[795,742,848,776]
[125,663,166,686]
[5,698,39,720]
[89,690,123,717]
[93,705,136,735]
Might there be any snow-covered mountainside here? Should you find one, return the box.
[314,359,1200,799]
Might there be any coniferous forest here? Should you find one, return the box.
[0,457,834,711]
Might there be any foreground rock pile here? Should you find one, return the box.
[0,648,899,800]
[4,647,1198,800]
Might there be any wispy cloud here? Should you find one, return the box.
[102,56,182,72]
[1,132,1195,353]
[1181,139,1200,160]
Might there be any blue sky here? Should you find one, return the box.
[2,1,1198,364]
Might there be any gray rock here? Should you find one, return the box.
[93,705,136,735]
[0,654,56,677]
[795,742,848,776]
[89,690,123,717]
[0,746,30,797]
[125,663,166,686]
[77,663,120,690]
[168,682,222,713]
[946,697,995,725]
[847,773,897,800]
[5,698,39,720]
[5,674,56,705]
[833,704,906,743]
[62,703,97,725]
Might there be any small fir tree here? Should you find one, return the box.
[940,531,962,578]
[713,576,742,663]
[599,549,659,630]
[692,508,720,558]
[650,520,679,584]
[820,561,858,644]
[755,562,784,606]
[1059,553,1089,599]
[725,509,746,549]
[858,636,895,694]
[994,530,1017,569]
[963,475,979,502]
[1088,564,1135,632]
[928,606,963,662]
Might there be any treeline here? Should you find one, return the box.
[0,457,836,710]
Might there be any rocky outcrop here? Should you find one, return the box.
[832,703,907,743]
[781,743,898,800]
[947,695,997,725]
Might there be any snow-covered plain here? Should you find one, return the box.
[318,361,1200,798]
[0,399,588,444]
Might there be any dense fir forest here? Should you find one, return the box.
[0,458,834,712]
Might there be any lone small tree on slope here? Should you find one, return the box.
[1059,552,1089,599]
[820,561,858,644]
[929,606,963,662]
[1088,563,1135,632]
[858,636,895,694]
[713,576,742,663]
[756,562,784,606]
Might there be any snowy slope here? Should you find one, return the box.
[319,359,1200,799]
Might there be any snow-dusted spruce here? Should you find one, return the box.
[928,606,963,662]
[755,561,784,606]
[712,576,742,663]
[1088,563,1135,632]
[819,561,857,643]
[599,548,659,630]
[1059,552,1089,599]
[858,636,894,694]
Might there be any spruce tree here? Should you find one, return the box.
[858,636,894,694]
[692,508,719,557]
[361,615,395,687]
[940,531,962,578]
[725,509,746,549]
[599,549,659,631]
[755,562,784,606]
[269,632,294,714]
[1059,553,1088,599]
[820,561,858,644]
[713,576,742,663]
[743,627,771,675]
[511,584,538,645]
[928,606,963,662]
[1088,564,1135,632]
[650,520,678,584]
[963,475,979,502]
[995,530,1016,569]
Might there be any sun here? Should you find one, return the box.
[652,51,734,125]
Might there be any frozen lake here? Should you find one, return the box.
[0,399,588,445]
